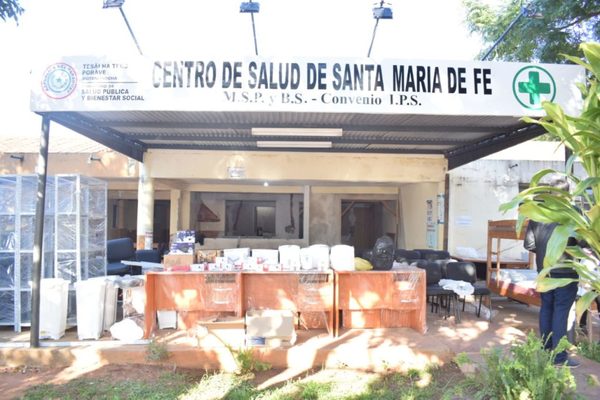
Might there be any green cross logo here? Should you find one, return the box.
[512,66,556,110]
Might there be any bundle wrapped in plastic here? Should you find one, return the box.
[354,257,373,271]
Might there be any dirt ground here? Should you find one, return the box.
[0,363,290,400]
[0,364,180,399]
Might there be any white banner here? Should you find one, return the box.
[30,56,584,116]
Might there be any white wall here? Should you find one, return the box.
[448,140,581,259]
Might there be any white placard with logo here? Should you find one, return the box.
[31,56,585,116]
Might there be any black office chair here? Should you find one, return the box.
[395,249,421,264]
[415,260,458,318]
[445,261,492,320]
[414,249,450,261]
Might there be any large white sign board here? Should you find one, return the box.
[31,56,584,116]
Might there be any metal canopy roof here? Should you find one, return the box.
[42,110,545,170]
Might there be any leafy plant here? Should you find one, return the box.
[500,42,600,322]
[474,331,577,400]
[578,339,600,363]
[454,352,471,367]
[233,347,271,375]
[146,339,169,362]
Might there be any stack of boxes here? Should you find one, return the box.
[196,310,296,349]
[163,230,196,268]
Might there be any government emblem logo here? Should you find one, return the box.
[512,66,556,110]
[41,63,77,99]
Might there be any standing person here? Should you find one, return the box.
[523,175,580,368]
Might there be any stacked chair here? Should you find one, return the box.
[445,261,492,321]
[414,259,459,319]
[396,249,491,322]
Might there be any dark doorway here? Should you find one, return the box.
[341,201,383,256]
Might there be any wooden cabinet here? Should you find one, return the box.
[243,271,334,334]
[144,270,425,338]
[335,269,426,335]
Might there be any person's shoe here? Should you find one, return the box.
[554,358,580,368]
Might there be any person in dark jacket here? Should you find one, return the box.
[523,175,580,368]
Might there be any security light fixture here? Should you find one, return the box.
[251,128,343,137]
[256,141,333,149]
[240,1,260,13]
[372,4,393,19]
[102,0,125,7]
[240,1,260,56]
[102,0,143,56]
[481,3,543,61]
[368,1,393,57]
[88,154,102,164]
[9,154,24,161]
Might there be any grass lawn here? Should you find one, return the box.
[20,363,473,400]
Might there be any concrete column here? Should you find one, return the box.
[180,190,191,230]
[169,189,181,236]
[303,185,310,245]
[136,161,154,250]
[117,199,126,230]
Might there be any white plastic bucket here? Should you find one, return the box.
[39,278,70,340]
[278,245,301,270]
[75,279,106,340]
[330,245,355,271]
[300,247,314,270]
[309,244,330,270]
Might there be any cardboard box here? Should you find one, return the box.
[196,317,245,349]
[245,309,295,338]
[196,249,220,263]
[163,253,195,267]
[157,310,177,329]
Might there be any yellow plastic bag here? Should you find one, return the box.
[354,257,373,271]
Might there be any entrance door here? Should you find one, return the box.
[341,201,382,256]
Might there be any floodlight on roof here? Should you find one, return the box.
[373,4,393,19]
[367,1,393,57]
[240,1,260,56]
[240,1,260,13]
[103,0,125,8]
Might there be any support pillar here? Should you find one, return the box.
[136,160,154,250]
[180,190,191,230]
[31,115,50,348]
[303,185,310,245]
[117,199,126,230]
[169,189,181,236]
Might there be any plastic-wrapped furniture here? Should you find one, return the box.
[0,175,54,332]
[54,175,107,324]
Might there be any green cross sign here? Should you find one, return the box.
[518,71,551,105]
[512,66,556,110]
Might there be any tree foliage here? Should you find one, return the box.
[500,42,600,322]
[464,0,600,62]
[0,0,23,24]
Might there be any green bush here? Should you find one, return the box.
[233,348,272,375]
[146,339,169,362]
[578,339,600,363]
[475,331,577,400]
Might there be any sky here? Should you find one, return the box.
[0,0,485,143]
